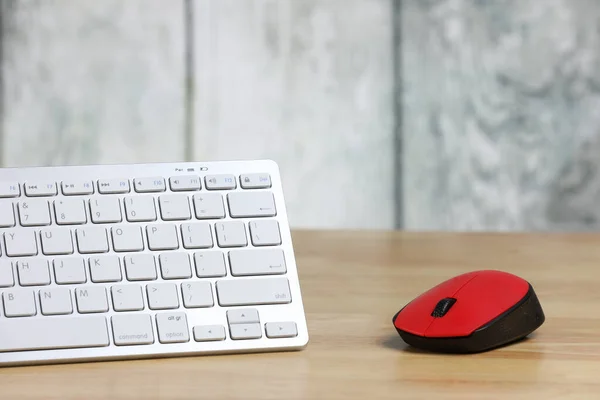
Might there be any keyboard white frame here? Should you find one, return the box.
[0,159,309,366]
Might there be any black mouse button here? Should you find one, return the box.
[431,297,457,317]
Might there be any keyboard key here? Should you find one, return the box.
[265,322,298,338]
[124,254,157,281]
[112,285,144,311]
[76,227,109,254]
[229,249,287,276]
[89,255,122,283]
[54,198,87,225]
[61,180,94,195]
[112,314,154,345]
[169,176,201,191]
[205,174,236,190]
[17,259,50,286]
[53,257,86,284]
[111,226,144,252]
[228,192,276,218]
[3,289,36,317]
[147,283,179,310]
[215,221,247,248]
[0,200,15,227]
[192,193,225,219]
[159,195,191,220]
[98,179,130,194]
[18,199,51,226]
[39,288,73,315]
[0,260,14,287]
[156,312,189,343]
[124,196,157,222]
[75,286,108,313]
[194,251,226,278]
[249,220,281,246]
[4,231,38,256]
[147,224,179,250]
[193,325,225,342]
[90,198,122,223]
[216,278,291,306]
[0,182,20,198]
[227,308,259,324]
[159,252,192,279]
[181,282,214,308]
[181,223,213,249]
[40,228,74,255]
[0,316,109,351]
[229,323,262,340]
[134,177,166,193]
[240,173,271,189]
[24,181,57,197]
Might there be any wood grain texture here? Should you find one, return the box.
[193,0,396,229]
[400,0,600,231]
[1,0,186,167]
[0,231,598,399]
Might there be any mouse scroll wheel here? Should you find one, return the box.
[431,297,457,318]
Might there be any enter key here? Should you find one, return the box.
[229,249,287,276]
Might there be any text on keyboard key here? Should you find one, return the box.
[229,249,287,276]
[89,255,122,282]
[215,221,247,248]
[4,231,38,256]
[40,228,74,255]
[181,223,213,249]
[111,226,144,252]
[112,314,154,345]
[3,289,36,317]
[124,254,157,281]
[249,220,281,246]
[18,200,51,226]
[39,288,73,315]
[90,198,122,223]
[229,323,262,340]
[156,312,189,343]
[0,182,20,197]
[98,179,130,194]
[112,284,144,311]
[134,177,166,193]
[61,180,94,195]
[24,181,57,197]
[159,195,191,221]
[124,196,157,222]
[216,277,291,306]
[54,198,87,225]
[147,283,179,310]
[194,251,226,278]
[147,224,179,250]
[76,227,109,254]
[159,252,192,279]
[240,173,271,189]
[227,192,276,218]
[227,308,260,324]
[0,316,109,352]
[181,281,214,308]
[75,286,108,313]
[17,259,50,286]
[205,174,236,190]
[265,322,298,338]
[53,257,86,284]
[193,325,225,341]
[193,193,225,219]
[169,176,201,191]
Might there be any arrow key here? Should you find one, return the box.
[193,325,226,342]
[265,322,298,338]
[229,323,262,340]
[227,308,259,324]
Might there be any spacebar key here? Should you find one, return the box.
[217,278,292,306]
[0,316,109,352]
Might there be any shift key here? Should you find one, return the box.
[216,278,291,306]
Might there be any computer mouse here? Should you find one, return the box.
[391,270,545,353]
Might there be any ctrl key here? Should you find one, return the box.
[112,314,154,345]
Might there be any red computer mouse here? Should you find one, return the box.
[392,270,545,353]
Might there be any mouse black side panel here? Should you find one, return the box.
[393,284,545,354]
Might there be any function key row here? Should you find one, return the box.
[0,173,272,198]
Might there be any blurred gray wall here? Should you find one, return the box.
[1,0,599,231]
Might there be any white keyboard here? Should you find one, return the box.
[0,160,308,366]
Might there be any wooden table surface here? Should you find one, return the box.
[0,230,599,399]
